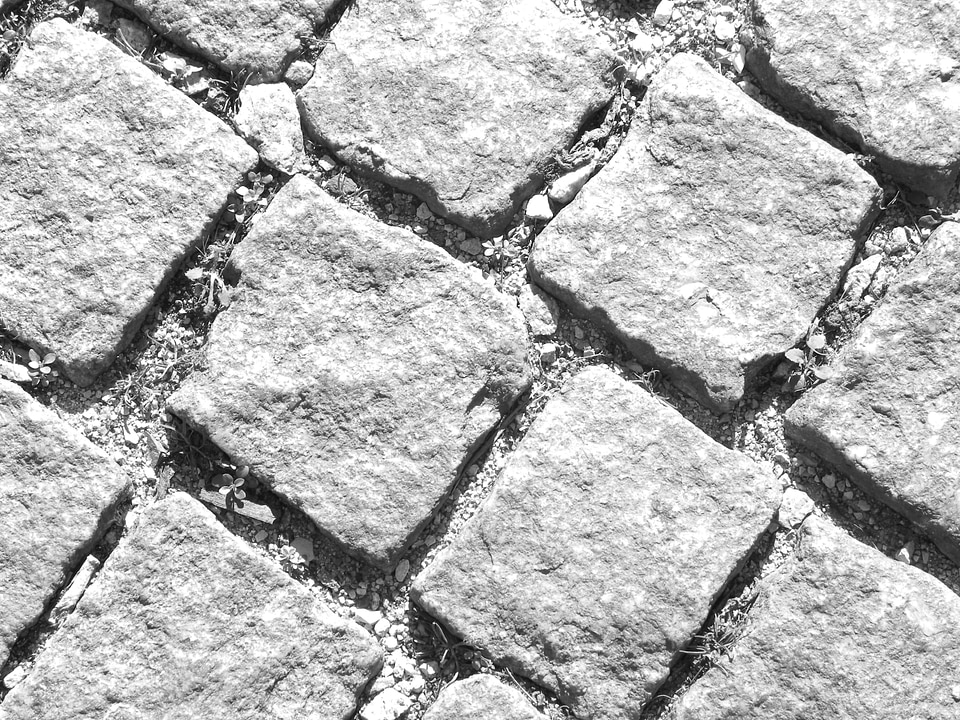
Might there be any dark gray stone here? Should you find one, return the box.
[297,0,616,237]
[0,380,129,669]
[675,515,960,720]
[412,367,780,720]
[423,675,543,720]
[111,0,335,81]
[785,222,960,564]
[0,20,257,386]
[0,493,383,720]
[746,0,960,198]
[167,176,531,569]
[529,53,880,411]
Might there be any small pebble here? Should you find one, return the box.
[394,558,410,583]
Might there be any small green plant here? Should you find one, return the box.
[26,349,58,388]
[782,324,835,392]
[211,465,257,504]
[225,171,274,225]
[481,235,519,264]
[277,545,306,571]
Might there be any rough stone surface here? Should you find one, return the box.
[422,675,543,720]
[111,0,335,81]
[529,53,880,411]
[518,283,560,337]
[234,82,305,174]
[298,0,616,237]
[167,176,531,569]
[747,0,960,198]
[0,20,257,386]
[785,223,960,564]
[412,367,780,720]
[0,380,129,669]
[675,516,960,720]
[0,493,383,719]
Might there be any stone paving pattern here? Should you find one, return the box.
[0,380,129,670]
[675,516,960,720]
[786,222,960,565]
[0,19,257,386]
[1,2,959,719]
[529,53,880,412]
[298,0,616,237]
[168,175,532,569]
[412,367,779,720]
[0,493,383,720]
[111,0,337,81]
[747,0,960,199]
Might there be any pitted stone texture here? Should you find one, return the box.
[167,176,531,569]
[675,516,960,720]
[423,675,543,720]
[297,0,616,238]
[747,0,960,199]
[529,53,879,412]
[234,83,305,174]
[0,20,257,386]
[111,0,334,82]
[412,367,780,720]
[0,493,383,720]
[785,223,960,564]
[0,380,128,669]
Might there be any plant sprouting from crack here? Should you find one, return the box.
[225,171,274,226]
[27,349,58,388]
[211,465,257,505]
[277,545,306,572]
[782,321,836,393]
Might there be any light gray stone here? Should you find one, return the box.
[0,20,257,386]
[675,516,960,720]
[412,367,780,720]
[298,0,616,237]
[746,0,960,198]
[777,487,814,528]
[525,194,553,222]
[0,493,382,720]
[422,675,543,720]
[518,283,559,337]
[114,17,153,54]
[111,0,335,82]
[548,162,595,205]
[167,176,531,569]
[234,82,305,173]
[529,53,880,411]
[360,688,413,720]
[785,223,960,564]
[0,380,129,669]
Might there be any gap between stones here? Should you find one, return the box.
[4,1,959,715]
[0,496,131,702]
[0,164,288,695]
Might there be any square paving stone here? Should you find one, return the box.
[747,0,960,199]
[529,53,880,412]
[297,0,616,238]
[111,0,336,81]
[675,515,960,720]
[0,379,129,669]
[0,492,383,720]
[786,222,960,565]
[167,175,532,570]
[411,367,780,720]
[0,19,257,386]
